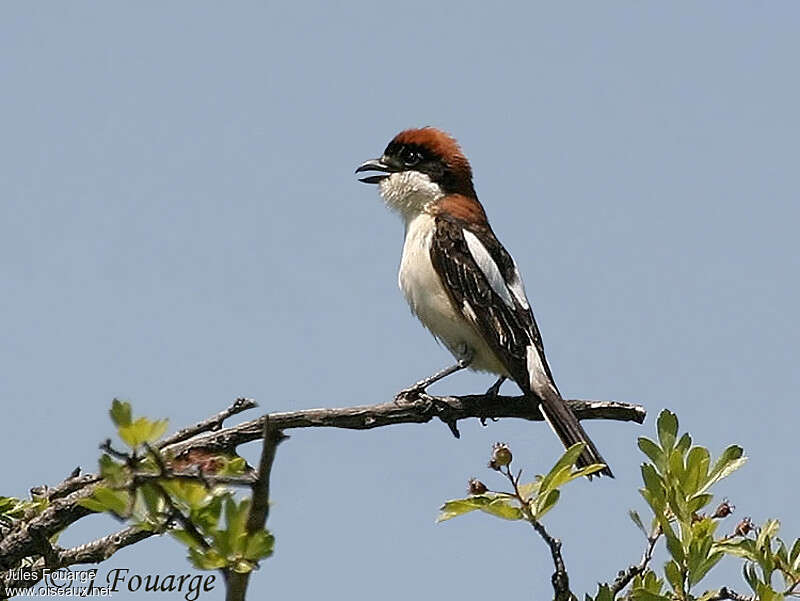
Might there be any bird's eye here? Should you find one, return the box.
[402,148,422,167]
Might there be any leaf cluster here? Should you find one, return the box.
[77,400,274,574]
[618,410,799,601]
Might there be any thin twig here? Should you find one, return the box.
[608,529,661,595]
[159,398,258,449]
[502,466,574,601]
[225,417,286,601]
[528,519,573,601]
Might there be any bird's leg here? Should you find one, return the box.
[394,346,473,402]
[484,376,506,399]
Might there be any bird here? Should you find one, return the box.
[355,127,612,477]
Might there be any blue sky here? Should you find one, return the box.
[2,3,799,599]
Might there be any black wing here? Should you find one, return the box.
[429,215,556,392]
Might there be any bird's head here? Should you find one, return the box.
[356,127,478,220]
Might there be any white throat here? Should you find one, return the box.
[378,171,444,223]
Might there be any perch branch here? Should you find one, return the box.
[167,393,645,457]
[0,393,644,579]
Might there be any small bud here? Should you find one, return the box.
[712,499,735,519]
[734,516,753,537]
[491,443,513,468]
[468,478,488,495]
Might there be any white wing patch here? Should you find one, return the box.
[507,265,530,311]
[526,344,551,392]
[462,230,516,308]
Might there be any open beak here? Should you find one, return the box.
[355,158,396,184]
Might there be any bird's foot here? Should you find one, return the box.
[479,376,506,425]
[394,384,427,404]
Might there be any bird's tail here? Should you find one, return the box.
[536,383,614,478]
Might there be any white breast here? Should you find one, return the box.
[398,213,508,375]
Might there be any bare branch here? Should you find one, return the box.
[0,393,643,577]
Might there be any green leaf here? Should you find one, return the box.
[689,551,723,587]
[687,493,714,514]
[118,417,169,448]
[667,449,686,486]
[98,454,128,486]
[790,538,800,570]
[665,528,686,563]
[630,589,671,601]
[638,437,665,472]
[593,584,613,601]
[667,486,690,526]
[755,582,783,601]
[138,483,164,516]
[91,486,130,517]
[437,498,486,523]
[757,519,780,546]
[437,494,518,523]
[192,494,225,533]
[715,538,758,561]
[534,489,560,519]
[684,446,710,495]
[676,432,692,455]
[244,530,275,561]
[539,443,586,494]
[640,570,664,595]
[699,445,746,493]
[742,562,759,593]
[656,410,678,452]
[76,497,107,513]
[481,497,523,521]
[664,560,683,593]
[571,463,608,480]
[226,498,250,544]
[640,464,665,507]
[110,399,132,427]
[221,456,248,476]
